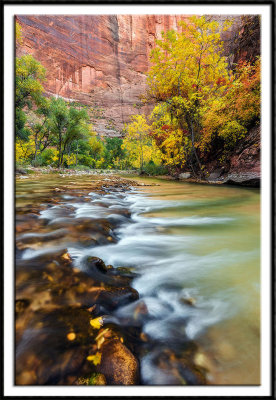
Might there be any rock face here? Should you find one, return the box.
[16,14,241,136]
[224,125,261,187]
[178,125,260,187]
[16,15,187,135]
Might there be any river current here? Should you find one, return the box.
[16,174,260,385]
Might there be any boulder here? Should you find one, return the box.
[97,338,139,385]
[208,169,223,181]
[179,172,191,179]
[86,256,109,274]
[223,172,260,187]
[96,286,139,310]
[16,167,27,175]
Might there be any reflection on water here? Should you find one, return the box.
[16,174,260,385]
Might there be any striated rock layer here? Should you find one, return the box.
[16,14,241,136]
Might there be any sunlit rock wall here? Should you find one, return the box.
[16,14,242,135]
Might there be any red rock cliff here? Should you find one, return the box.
[16,14,241,136]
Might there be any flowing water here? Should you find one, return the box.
[16,174,260,385]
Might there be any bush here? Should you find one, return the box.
[78,154,95,168]
[73,165,91,171]
[143,161,168,176]
[36,148,56,166]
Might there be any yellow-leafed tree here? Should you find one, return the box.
[122,114,162,172]
[147,16,233,176]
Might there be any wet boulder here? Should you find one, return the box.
[82,257,131,287]
[96,287,139,311]
[97,338,139,385]
[83,286,139,311]
[85,257,109,274]
[109,266,138,279]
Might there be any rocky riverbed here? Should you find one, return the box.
[16,175,208,385]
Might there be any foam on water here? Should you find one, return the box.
[66,188,241,344]
[16,175,260,385]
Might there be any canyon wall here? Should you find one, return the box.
[16,14,241,136]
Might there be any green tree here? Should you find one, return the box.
[103,137,125,168]
[28,98,55,162]
[15,55,46,140]
[48,97,90,168]
[89,133,105,161]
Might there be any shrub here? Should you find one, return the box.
[38,148,56,166]
[143,160,168,176]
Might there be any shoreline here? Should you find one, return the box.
[16,166,260,188]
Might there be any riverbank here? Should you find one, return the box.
[16,166,260,188]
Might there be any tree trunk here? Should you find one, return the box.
[76,141,78,167]
[34,134,38,162]
[58,130,62,168]
[187,119,202,178]
[139,131,144,172]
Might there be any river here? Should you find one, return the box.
[15,173,260,385]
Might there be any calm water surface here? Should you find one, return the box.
[16,174,260,385]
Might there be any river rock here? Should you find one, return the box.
[96,286,139,311]
[16,167,27,175]
[86,256,109,274]
[179,172,191,179]
[15,306,93,385]
[207,169,223,181]
[97,338,139,385]
[180,297,196,306]
[223,172,260,187]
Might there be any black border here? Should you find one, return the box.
[2,0,275,398]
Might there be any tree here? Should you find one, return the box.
[103,137,125,168]
[147,16,233,176]
[48,98,90,168]
[199,57,260,155]
[28,98,55,162]
[123,114,161,172]
[149,104,191,173]
[89,133,105,161]
[15,21,23,48]
[15,54,46,140]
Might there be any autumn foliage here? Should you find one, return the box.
[144,16,260,175]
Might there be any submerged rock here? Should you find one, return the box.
[140,344,207,385]
[86,256,109,274]
[15,306,93,385]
